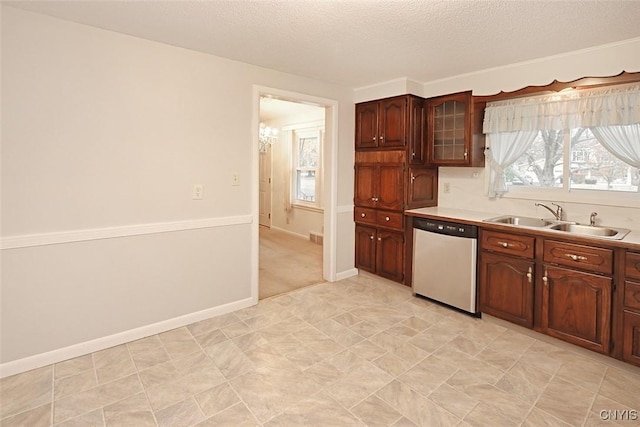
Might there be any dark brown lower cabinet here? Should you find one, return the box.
[355,224,404,283]
[622,311,640,366]
[541,265,612,354]
[479,252,534,328]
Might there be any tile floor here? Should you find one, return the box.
[2,273,640,426]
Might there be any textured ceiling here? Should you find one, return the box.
[6,0,640,87]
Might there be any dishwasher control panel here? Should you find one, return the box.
[413,218,478,238]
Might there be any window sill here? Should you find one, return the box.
[291,203,324,213]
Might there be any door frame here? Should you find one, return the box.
[251,86,338,303]
[258,144,272,228]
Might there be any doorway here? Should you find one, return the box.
[258,96,327,299]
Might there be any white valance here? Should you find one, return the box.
[483,84,640,133]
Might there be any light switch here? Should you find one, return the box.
[192,184,204,200]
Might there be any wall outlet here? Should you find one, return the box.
[443,182,451,193]
[232,173,240,186]
[192,184,204,200]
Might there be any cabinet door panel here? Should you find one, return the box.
[427,92,471,166]
[626,252,640,281]
[377,164,404,211]
[355,102,379,149]
[407,167,437,209]
[622,311,640,367]
[542,265,612,354]
[379,98,406,148]
[354,164,377,208]
[355,225,376,273]
[376,230,404,282]
[409,97,425,164]
[479,252,534,327]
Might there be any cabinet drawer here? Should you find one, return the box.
[543,240,613,275]
[626,252,640,281]
[354,207,377,226]
[376,211,403,230]
[480,230,534,259]
[625,281,640,311]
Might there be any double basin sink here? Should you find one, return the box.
[484,215,631,240]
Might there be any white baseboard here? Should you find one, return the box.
[0,297,255,379]
[335,268,359,281]
[268,226,308,240]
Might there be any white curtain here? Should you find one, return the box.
[590,124,640,168]
[483,83,640,196]
[484,130,539,198]
[483,84,640,133]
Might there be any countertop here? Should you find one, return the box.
[405,206,640,248]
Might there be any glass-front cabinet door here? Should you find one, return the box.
[427,92,472,166]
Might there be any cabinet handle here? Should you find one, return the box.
[411,173,416,182]
[370,235,374,240]
[380,135,384,140]
[361,213,366,217]
[527,267,532,283]
[385,216,390,221]
[565,253,587,262]
[371,197,379,202]
[542,268,548,286]
[378,237,382,241]
[464,150,468,159]
[498,241,509,248]
[372,136,376,141]
[412,152,416,158]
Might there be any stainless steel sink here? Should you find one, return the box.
[484,214,630,240]
[484,215,556,228]
[548,223,630,240]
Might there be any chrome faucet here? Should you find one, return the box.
[535,202,564,220]
[590,212,598,226]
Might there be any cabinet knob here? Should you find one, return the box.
[370,235,374,240]
[372,137,376,141]
[526,267,532,283]
[361,213,366,217]
[498,241,509,248]
[542,276,548,283]
[385,216,390,221]
[464,150,468,159]
[411,173,416,182]
[378,237,382,241]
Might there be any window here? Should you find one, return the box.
[505,128,639,193]
[483,83,640,205]
[292,127,323,208]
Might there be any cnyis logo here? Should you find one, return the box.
[599,409,639,421]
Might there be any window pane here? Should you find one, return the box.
[570,128,639,192]
[296,170,315,201]
[298,137,318,168]
[506,130,563,188]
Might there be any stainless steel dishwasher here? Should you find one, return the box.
[412,217,479,315]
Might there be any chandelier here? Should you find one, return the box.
[259,122,278,148]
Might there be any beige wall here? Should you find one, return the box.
[0,6,355,373]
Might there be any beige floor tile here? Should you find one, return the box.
[265,392,364,426]
[158,327,201,360]
[535,376,595,426]
[464,402,519,426]
[598,366,640,409]
[219,321,252,338]
[453,382,532,423]
[155,396,205,427]
[474,346,520,371]
[127,336,171,371]
[377,380,461,426]
[54,369,98,400]
[494,358,554,402]
[195,382,240,417]
[351,395,403,426]
[587,394,634,426]
[53,374,142,424]
[522,407,573,427]
[55,355,94,379]
[92,345,136,384]
[195,402,259,426]
[427,383,478,419]
[372,353,416,377]
[0,402,51,427]
[555,355,608,392]
[397,355,458,396]
[0,366,53,419]
[204,340,254,379]
[54,408,105,427]
[102,392,155,426]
